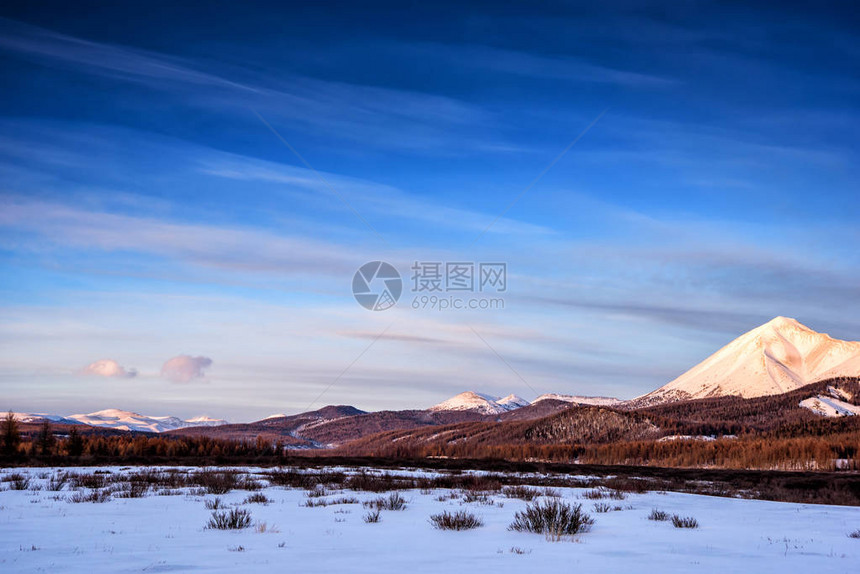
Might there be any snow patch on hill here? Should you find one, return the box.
[799,396,860,417]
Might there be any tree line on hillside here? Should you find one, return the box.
[0,411,288,464]
[4,403,859,471]
[335,428,860,471]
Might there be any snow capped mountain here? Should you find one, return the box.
[497,394,530,409]
[533,394,622,406]
[637,316,860,405]
[429,391,530,415]
[8,412,82,425]
[67,409,228,433]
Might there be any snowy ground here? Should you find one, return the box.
[1,466,858,573]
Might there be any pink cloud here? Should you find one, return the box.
[161,355,212,383]
[80,359,137,378]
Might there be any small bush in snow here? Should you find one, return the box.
[648,509,670,521]
[305,495,359,508]
[244,493,271,504]
[115,480,148,498]
[192,469,239,495]
[363,509,382,523]
[429,510,483,531]
[254,521,279,533]
[207,508,252,530]
[9,474,31,491]
[509,546,532,555]
[502,485,541,501]
[509,500,593,540]
[68,489,111,503]
[582,488,607,500]
[347,471,411,493]
[671,515,699,529]
[46,473,68,491]
[305,486,329,498]
[364,492,407,511]
[204,497,224,510]
[848,529,860,539]
[68,473,105,490]
[461,490,492,504]
[593,502,612,513]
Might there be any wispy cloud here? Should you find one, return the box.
[198,150,554,238]
[0,17,254,92]
[0,18,506,154]
[408,42,677,87]
[0,196,359,279]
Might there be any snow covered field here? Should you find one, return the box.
[1,466,858,573]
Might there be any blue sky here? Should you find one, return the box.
[1,1,858,420]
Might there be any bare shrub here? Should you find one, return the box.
[204,497,224,510]
[192,469,239,495]
[429,510,483,530]
[268,468,345,489]
[363,492,407,511]
[46,473,69,491]
[593,502,612,513]
[671,515,699,529]
[502,485,541,501]
[582,488,607,500]
[648,509,670,521]
[68,473,105,490]
[68,490,111,503]
[254,521,279,533]
[305,486,329,498]
[244,493,271,504]
[509,500,594,540]
[346,471,413,493]
[239,477,264,491]
[207,508,252,530]
[8,474,30,490]
[115,481,148,498]
[602,477,649,494]
[267,469,316,489]
[461,490,491,504]
[848,529,860,539]
[363,508,381,523]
